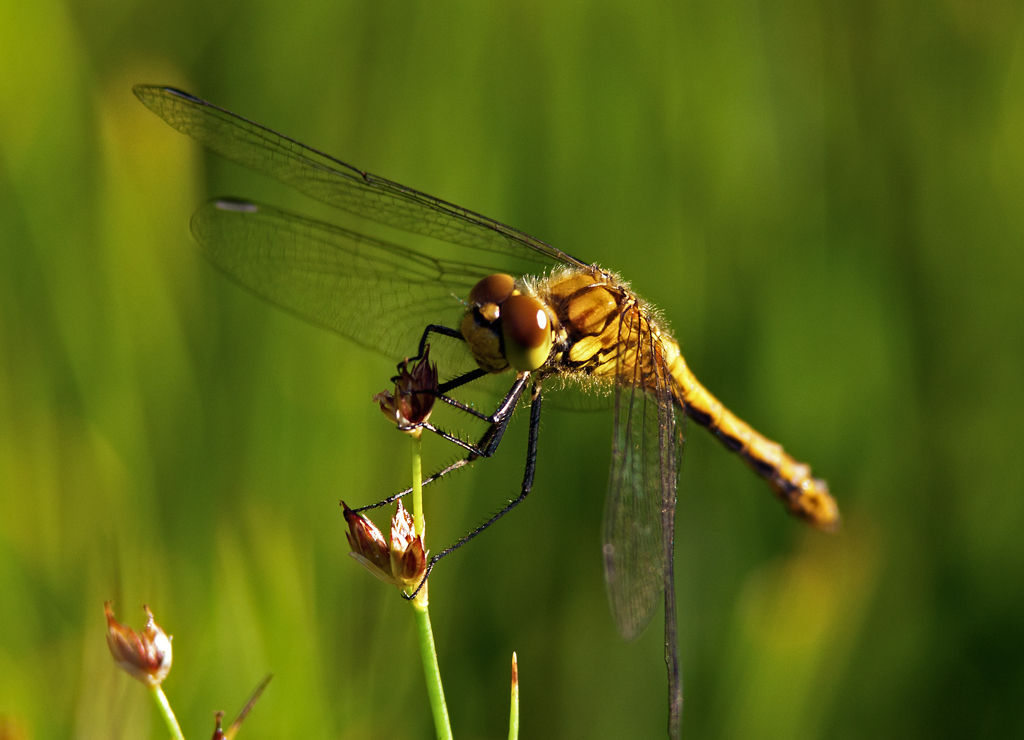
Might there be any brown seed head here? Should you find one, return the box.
[342,500,428,598]
[373,347,439,430]
[104,602,173,687]
[211,711,226,740]
[389,500,427,591]
[342,502,396,584]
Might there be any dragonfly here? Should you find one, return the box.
[135,85,840,739]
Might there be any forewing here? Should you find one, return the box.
[192,198,492,370]
[135,86,587,273]
[602,309,679,641]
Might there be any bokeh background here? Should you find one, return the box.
[2,1,1023,738]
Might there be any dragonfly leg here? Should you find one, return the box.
[418,372,529,453]
[403,380,543,601]
[405,323,489,410]
[415,323,464,359]
[399,367,489,423]
[352,456,473,513]
[436,368,488,399]
[353,374,530,513]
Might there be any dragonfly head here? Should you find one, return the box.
[461,274,554,374]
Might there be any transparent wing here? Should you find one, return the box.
[190,198,514,376]
[602,308,680,641]
[134,85,587,273]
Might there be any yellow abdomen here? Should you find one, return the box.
[667,351,839,530]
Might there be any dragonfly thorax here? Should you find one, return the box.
[461,274,555,374]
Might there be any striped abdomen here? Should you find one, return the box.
[537,265,839,531]
[665,348,839,531]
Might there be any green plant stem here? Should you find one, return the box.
[150,685,185,740]
[409,428,449,738]
[413,601,453,740]
[411,431,424,537]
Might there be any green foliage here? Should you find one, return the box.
[1,1,1023,738]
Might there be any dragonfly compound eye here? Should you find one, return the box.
[461,274,519,373]
[469,274,516,312]
[501,293,553,372]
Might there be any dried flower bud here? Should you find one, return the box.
[342,500,428,598]
[104,602,173,686]
[211,711,226,740]
[343,502,396,585]
[389,500,427,592]
[373,347,439,430]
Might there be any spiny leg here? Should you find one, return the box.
[354,373,530,513]
[403,379,543,601]
[415,323,463,359]
[408,322,489,394]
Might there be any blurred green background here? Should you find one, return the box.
[2,1,1023,738]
